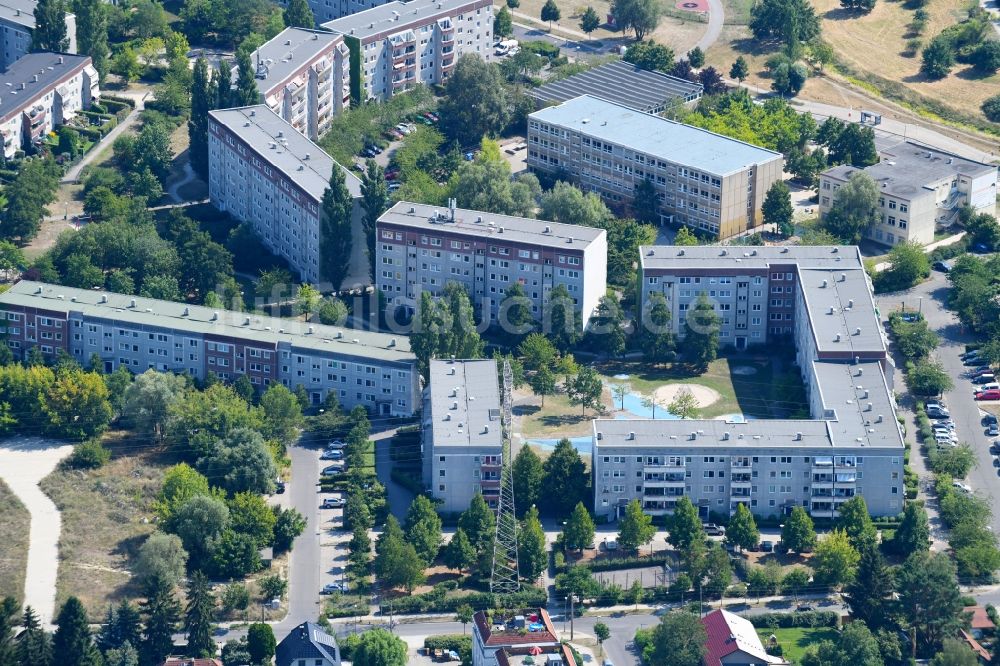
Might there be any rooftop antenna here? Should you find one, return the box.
[490,358,520,595]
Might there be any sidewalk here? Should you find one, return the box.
[62,91,149,184]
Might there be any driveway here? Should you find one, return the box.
[0,436,74,624]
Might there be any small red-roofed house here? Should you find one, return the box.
[701,609,790,666]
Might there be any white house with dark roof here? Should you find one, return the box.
[276,622,341,666]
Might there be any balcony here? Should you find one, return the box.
[731,459,752,469]
[643,478,685,489]
[643,499,679,515]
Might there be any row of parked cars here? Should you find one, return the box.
[965,348,1000,402]
[319,438,350,596]
[925,400,960,449]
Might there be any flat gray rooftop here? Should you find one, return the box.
[593,360,902,451]
[427,359,502,449]
[249,28,342,98]
[639,245,865,272]
[379,201,606,249]
[824,141,997,199]
[0,0,36,30]
[0,281,415,364]
[209,105,361,201]
[799,267,885,355]
[0,53,91,122]
[530,95,782,176]
[528,61,702,113]
[322,0,471,38]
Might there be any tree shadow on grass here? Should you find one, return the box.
[730,36,782,57]
[513,404,541,417]
[537,414,591,429]
[956,66,995,81]
[823,6,861,19]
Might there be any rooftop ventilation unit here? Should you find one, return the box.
[183,307,189,316]
[628,431,635,440]
[835,333,841,342]
[129,299,136,308]
[795,432,802,441]
[854,327,861,336]
[99,294,107,303]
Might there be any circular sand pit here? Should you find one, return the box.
[676,0,708,10]
[653,383,720,408]
[731,366,758,376]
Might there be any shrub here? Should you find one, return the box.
[66,439,111,469]
[746,611,839,628]
[424,635,472,651]
[983,94,1000,122]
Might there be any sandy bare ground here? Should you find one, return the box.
[653,383,721,407]
[0,436,73,624]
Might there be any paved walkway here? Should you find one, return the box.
[694,0,725,52]
[0,436,74,625]
[62,92,148,184]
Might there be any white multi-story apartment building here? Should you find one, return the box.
[322,0,492,102]
[818,141,997,248]
[0,0,75,70]
[208,105,367,287]
[527,95,784,240]
[244,28,350,141]
[594,245,904,521]
[375,201,608,330]
[0,280,420,415]
[0,52,97,158]
[422,359,502,513]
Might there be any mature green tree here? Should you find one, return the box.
[639,291,674,364]
[272,506,306,554]
[104,643,139,666]
[97,601,142,657]
[563,501,597,551]
[921,36,955,79]
[682,293,720,371]
[404,495,444,565]
[141,575,182,666]
[215,61,233,109]
[632,178,661,224]
[667,388,699,419]
[749,0,820,49]
[458,494,496,554]
[893,501,931,556]
[540,0,560,28]
[545,284,581,352]
[134,532,189,589]
[283,0,314,27]
[843,541,895,631]
[18,607,51,666]
[876,241,930,292]
[618,499,656,552]
[320,165,355,288]
[763,180,794,237]
[247,623,276,665]
[259,383,303,446]
[32,0,69,51]
[360,160,388,281]
[234,50,260,106]
[897,551,965,653]
[539,181,611,226]
[121,370,187,441]
[891,318,939,361]
[613,0,663,40]
[184,571,215,657]
[53,597,100,666]
[726,503,759,552]
[75,0,109,80]
[645,611,707,666]
[568,366,604,415]
[555,565,600,598]
[0,597,18,665]
[932,639,979,666]
[836,495,878,551]
[1,157,60,241]
[585,294,626,357]
[500,282,535,341]
[543,438,588,517]
[353,628,407,666]
[439,55,509,147]
[494,5,513,36]
[512,446,544,513]
[782,505,817,553]
[410,291,444,381]
[909,359,954,397]
[519,333,559,372]
[449,151,537,217]
[826,122,878,167]
[687,46,705,67]
[156,463,211,523]
[189,57,213,181]
[529,363,557,408]
[221,638,252,666]
[519,505,548,581]
[199,428,277,496]
[983,93,1000,122]
[374,520,425,592]
[730,55,750,82]
[823,172,879,243]
[667,498,704,552]
[227,492,278,551]
[702,543,732,595]
[442,528,477,572]
[580,6,600,33]
[442,281,485,359]
[801,620,883,666]
[348,525,372,578]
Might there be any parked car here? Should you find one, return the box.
[965,356,986,366]
[900,312,922,322]
[327,440,346,449]
[274,480,286,494]
[927,407,951,418]
[388,182,402,192]
[975,390,1000,401]
[974,374,996,384]
[322,497,345,509]
[991,441,1000,454]
[983,414,998,427]
[384,168,400,179]
[952,481,973,493]
[320,582,349,594]
[932,260,953,272]
[321,463,345,476]
[603,539,619,551]
[926,401,946,410]
[703,523,726,536]
[321,449,344,460]
[977,383,1000,394]
[760,540,775,552]
[988,423,1000,436]
[969,366,992,377]
[972,242,992,253]
[796,604,815,612]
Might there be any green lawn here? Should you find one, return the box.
[756,627,840,663]
[0,479,29,603]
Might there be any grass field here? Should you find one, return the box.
[40,437,166,618]
[517,390,609,438]
[0,479,29,603]
[756,626,841,662]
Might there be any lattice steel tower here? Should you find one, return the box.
[490,358,520,595]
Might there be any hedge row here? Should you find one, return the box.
[391,467,424,495]
[555,554,670,575]
[101,94,136,108]
[382,586,546,615]
[424,635,472,651]
[746,611,839,628]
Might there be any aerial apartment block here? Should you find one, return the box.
[593,245,904,521]
[0,281,420,416]
[207,105,366,286]
[375,201,608,330]
[818,141,997,248]
[244,28,350,141]
[0,0,75,70]
[0,52,97,158]
[527,95,784,240]
[322,0,492,102]
[422,359,502,512]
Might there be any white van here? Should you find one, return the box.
[495,39,518,56]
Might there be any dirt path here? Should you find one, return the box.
[0,437,74,625]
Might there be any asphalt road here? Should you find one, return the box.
[875,269,1000,532]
